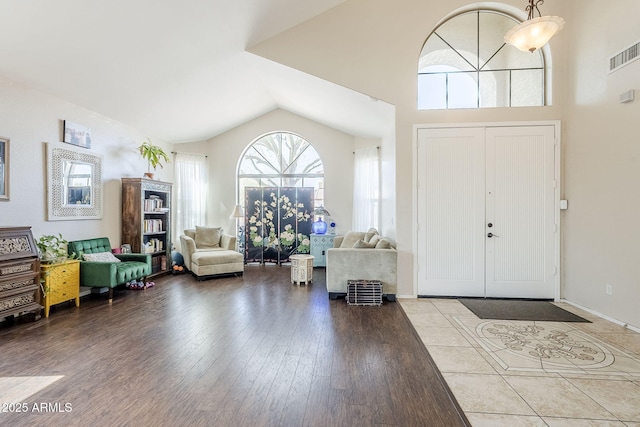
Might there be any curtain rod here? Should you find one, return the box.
[353,145,380,154]
[171,151,208,158]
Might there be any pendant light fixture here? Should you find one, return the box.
[504,0,565,53]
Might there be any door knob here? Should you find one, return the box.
[487,232,498,238]
[487,223,493,228]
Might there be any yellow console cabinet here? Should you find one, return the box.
[41,260,80,317]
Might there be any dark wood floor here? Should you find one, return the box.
[1,265,469,426]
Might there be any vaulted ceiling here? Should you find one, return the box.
[0,0,392,143]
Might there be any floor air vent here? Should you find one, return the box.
[346,280,383,306]
[609,41,640,73]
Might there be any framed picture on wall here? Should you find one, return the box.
[63,120,92,149]
[0,137,8,201]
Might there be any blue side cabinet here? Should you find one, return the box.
[310,234,335,267]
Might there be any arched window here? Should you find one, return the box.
[237,132,324,205]
[237,132,324,264]
[418,9,546,109]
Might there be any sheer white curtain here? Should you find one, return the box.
[352,146,380,231]
[174,153,208,245]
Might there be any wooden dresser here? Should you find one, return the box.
[0,227,42,321]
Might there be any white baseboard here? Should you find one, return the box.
[561,299,640,333]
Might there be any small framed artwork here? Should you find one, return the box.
[0,137,8,201]
[63,120,92,149]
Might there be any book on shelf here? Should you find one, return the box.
[144,219,163,233]
[144,238,164,253]
[144,198,164,212]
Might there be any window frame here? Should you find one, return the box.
[417,8,548,110]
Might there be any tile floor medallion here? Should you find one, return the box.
[453,317,640,376]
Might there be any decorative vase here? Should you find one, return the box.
[312,219,328,234]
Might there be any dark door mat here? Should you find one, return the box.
[458,298,591,322]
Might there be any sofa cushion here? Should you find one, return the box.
[364,228,379,242]
[83,252,121,263]
[369,234,382,246]
[195,226,222,248]
[192,250,243,266]
[353,239,376,249]
[68,237,112,256]
[340,231,366,248]
[184,229,196,240]
[115,261,151,283]
[375,238,392,249]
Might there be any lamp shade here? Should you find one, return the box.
[504,15,565,52]
[230,204,244,218]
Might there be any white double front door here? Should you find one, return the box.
[416,125,558,299]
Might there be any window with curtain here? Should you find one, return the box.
[352,146,380,231]
[174,153,208,245]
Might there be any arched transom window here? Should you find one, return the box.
[418,9,546,110]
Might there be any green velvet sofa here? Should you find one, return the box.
[67,237,152,304]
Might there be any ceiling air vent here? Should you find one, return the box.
[609,41,640,73]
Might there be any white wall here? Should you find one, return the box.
[176,108,356,239]
[561,0,640,326]
[0,75,172,246]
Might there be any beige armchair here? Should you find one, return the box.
[179,226,244,280]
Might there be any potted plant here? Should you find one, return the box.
[36,233,70,264]
[138,138,170,179]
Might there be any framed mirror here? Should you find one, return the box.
[47,142,103,220]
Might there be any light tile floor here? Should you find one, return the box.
[399,298,640,426]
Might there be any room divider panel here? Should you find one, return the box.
[244,187,313,264]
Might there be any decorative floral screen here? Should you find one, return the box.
[245,187,313,264]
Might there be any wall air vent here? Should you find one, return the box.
[609,41,640,73]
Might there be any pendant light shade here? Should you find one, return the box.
[504,0,565,53]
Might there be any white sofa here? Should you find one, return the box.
[179,226,244,281]
[326,229,397,301]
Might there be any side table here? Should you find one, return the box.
[41,259,80,317]
[310,234,335,267]
[290,254,314,285]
